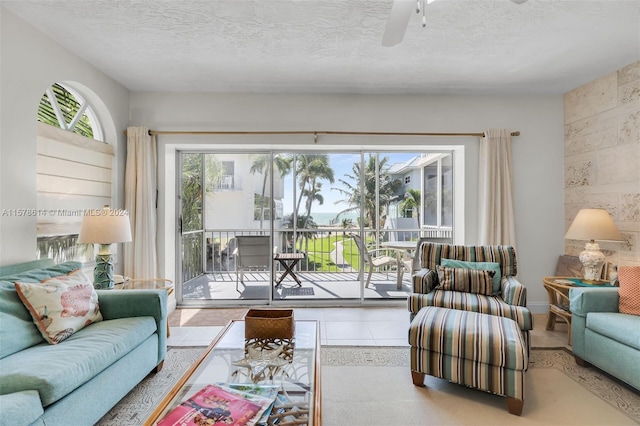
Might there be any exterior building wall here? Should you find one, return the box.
[564,60,640,268]
[204,153,283,230]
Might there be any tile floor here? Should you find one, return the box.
[167,307,571,349]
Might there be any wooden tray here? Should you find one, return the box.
[245,309,294,339]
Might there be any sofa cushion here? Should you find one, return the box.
[586,312,640,350]
[0,316,157,407]
[15,269,102,344]
[0,261,81,358]
[436,265,494,295]
[441,258,502,294]
[618,266,640,316]
[0,390,44,426]
[419,289,533,331]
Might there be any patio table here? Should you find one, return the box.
[381,241,418,289]
[274,252,306,287]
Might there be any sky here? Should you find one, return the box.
[282,152,418,215]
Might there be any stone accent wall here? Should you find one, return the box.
[564,60,640,269]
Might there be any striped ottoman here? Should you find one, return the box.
[409,306,528,415]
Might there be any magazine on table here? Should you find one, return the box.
[218,383,281,425]
[157,383,275,426]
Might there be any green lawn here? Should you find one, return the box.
[295,234,364,272]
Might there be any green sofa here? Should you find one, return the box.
[570,287,640,391]
[0,259,168,426]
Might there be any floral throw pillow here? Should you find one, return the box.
[14,269,103,344]
[436,265,495,296]
[618,266,640,316]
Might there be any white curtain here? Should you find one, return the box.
[124,127,158,279]
[478,129,516,247]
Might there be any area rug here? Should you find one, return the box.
[97,346,640,426]
[97,347,206,425]
[322,346,640,425]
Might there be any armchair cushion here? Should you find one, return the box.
[440,258,501,293]
[436,265,494,295]
[618,266,640,315]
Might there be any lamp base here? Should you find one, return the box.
[93,245,114,289]
[579,241,605,283]
[579,279,605,285]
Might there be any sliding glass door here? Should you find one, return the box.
[175,148,456,307]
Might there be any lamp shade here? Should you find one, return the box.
[77,207,132,244]
[565,208,623,242]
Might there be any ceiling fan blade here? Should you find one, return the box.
[382,0,414,47]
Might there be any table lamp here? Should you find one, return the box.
[565,208,623,284]
[78,206,132,289]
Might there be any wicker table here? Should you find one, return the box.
[542,277,574,344]
[542,276,612,344]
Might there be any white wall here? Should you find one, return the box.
[130,92,565,312]
[0,8,130,265]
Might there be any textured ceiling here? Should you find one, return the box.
[2,0,639,95]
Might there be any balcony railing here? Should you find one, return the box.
[179,226,453,282]
[211,175,240,191]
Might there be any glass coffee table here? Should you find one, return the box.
[145,320,320,425]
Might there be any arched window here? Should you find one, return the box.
[36,82,113,263]
[37,82,104,142]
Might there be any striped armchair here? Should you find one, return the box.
[407,241,533,351]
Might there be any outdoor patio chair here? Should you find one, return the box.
[233,235,275,291]
[350,233,402,288]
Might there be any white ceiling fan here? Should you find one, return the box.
[382,0,529,47]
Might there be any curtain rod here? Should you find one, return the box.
[139,129,520,140]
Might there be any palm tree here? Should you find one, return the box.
[340,217,354,229]
[399,189,421,225]
[334,154,402,230]
[250,153,292,229]
[303,181,325,221]
[294,154,334,228]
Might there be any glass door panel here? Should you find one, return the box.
[178,153,206,300]
[201,152,272,303]
[273,152,362,303]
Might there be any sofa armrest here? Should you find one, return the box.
[569,287,619,359]
[96,289,168,364]
[0,391,44,426]
[569,287,619,316]
[501,276,528,307]
[412,268,437,294]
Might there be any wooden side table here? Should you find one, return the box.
[274,252,306,287]
[542,276,575,344]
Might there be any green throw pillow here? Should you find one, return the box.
[440,258,502,294]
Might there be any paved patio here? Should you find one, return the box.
[180,271,412,303]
